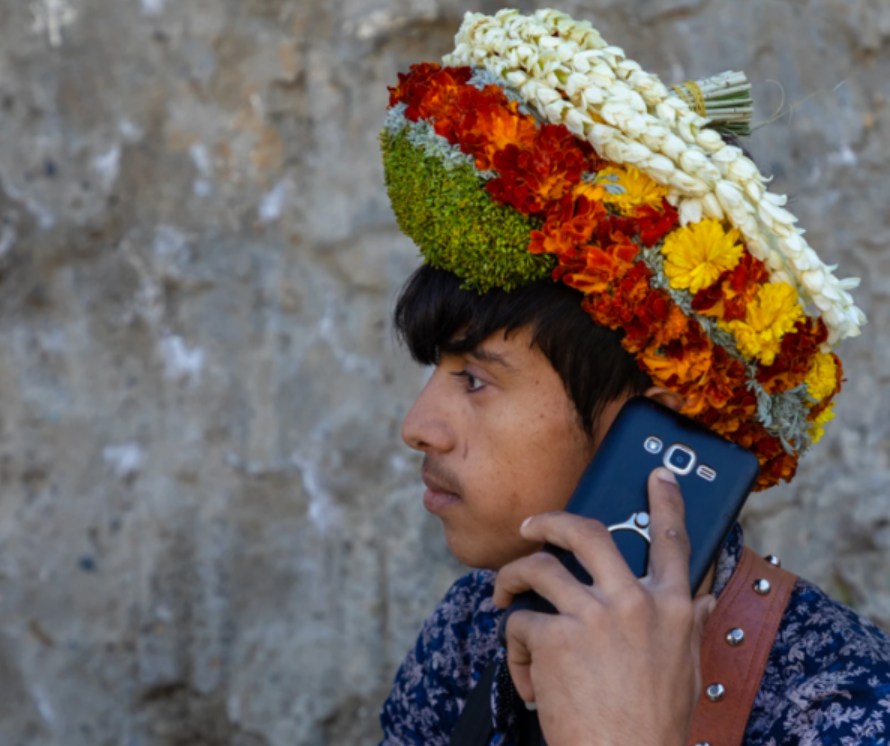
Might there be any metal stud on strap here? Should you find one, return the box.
[753,578,772,595]
[706,683,726,702]
[765,554,782,567]
[725,627,746,646]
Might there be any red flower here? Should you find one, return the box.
[685,348,750,418]
[558,235,640,295]
[756,317,827,394]
[457,95,539,170]
[636,200,679,247]
[583,262,652,331]
[487,124,587,215]
[692,252,770,321]
[388,63,443,113]
[529,196,605,258]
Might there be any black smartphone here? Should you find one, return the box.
[504,396,761,621]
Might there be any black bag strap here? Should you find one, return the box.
[449,661,497,746]
[449,661,546,746]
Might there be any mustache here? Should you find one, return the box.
[422,455,464,496]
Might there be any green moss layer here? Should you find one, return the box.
[381,129,555,293]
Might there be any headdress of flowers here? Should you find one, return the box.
[381,8,865,490]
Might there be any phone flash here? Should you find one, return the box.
[697,464,717,482]
[644,437,663,454]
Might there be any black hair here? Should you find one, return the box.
[393,264,653,435]
[392,132,756,436]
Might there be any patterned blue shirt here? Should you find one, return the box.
[379,525,890,745]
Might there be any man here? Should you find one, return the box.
[378,9,887,746]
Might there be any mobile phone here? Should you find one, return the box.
[504,396,761,621]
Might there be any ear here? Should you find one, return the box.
[643,386,685,413]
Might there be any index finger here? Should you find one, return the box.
[645,467,692,593]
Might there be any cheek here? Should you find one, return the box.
[469,410,591,520]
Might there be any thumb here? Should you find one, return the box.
[692,593,717,646]
[689,594,717,702]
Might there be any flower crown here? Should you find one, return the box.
[381,9,865,490]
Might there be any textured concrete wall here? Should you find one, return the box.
[0,0,887,744]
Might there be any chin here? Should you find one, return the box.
[442,526,528,572]
[443,527,498,570]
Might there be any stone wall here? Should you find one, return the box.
[0,0,887,744]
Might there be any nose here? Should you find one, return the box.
[401,370,457,454]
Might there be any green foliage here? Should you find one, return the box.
[380,129,555,293]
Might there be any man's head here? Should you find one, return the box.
[383,10,859,566]
[395,265,679,569]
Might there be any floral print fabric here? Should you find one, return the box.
[379,524,890,745]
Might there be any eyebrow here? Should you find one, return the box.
[467,347,514,370]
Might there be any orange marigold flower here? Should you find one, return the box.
[557,232,640,295]
[640,323,713,389]
[529,196,605,258]
[696,389,758,436]
[487,124,587,215]
[458,96,539,170]
[641,344,713,389]
[583,262,652,331]
[692,252,770,322]
[651,303,690,348]
[757,451,799,490]
[683,349,750,418]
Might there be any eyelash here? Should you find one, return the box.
[453,370,486,393]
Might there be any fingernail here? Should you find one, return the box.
[656,467,677,485]
[521,516,534,531]
[708,596,717,615]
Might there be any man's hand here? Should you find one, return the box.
[493,467,715,746]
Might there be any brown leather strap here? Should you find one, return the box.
[687,548,798,746]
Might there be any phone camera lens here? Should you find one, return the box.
[664,444,696,475]
[669,449,692,470]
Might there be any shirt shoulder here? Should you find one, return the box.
[747,577,890,745]
[379,569,503,746]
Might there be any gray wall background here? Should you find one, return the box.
[0,0,887,744]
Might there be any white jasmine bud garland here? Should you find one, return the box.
[443,9,865,346]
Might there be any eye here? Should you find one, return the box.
[453,370,486,393]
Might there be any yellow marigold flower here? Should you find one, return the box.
[572,181,606,202]
[661,219,744,294]
[599,166,669,212]
[805,352,838,403]
[721,282,804,366]
[808,403,836,444]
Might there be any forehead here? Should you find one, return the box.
[460,327,549,372]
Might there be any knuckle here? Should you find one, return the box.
[529,551,560,574]
[660,595,695,626]
[612,584,652,617]
[576,518,610,545]
[662,526,692,558]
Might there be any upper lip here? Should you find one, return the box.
[422,465,460,496]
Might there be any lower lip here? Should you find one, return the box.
[423,488,461,514]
